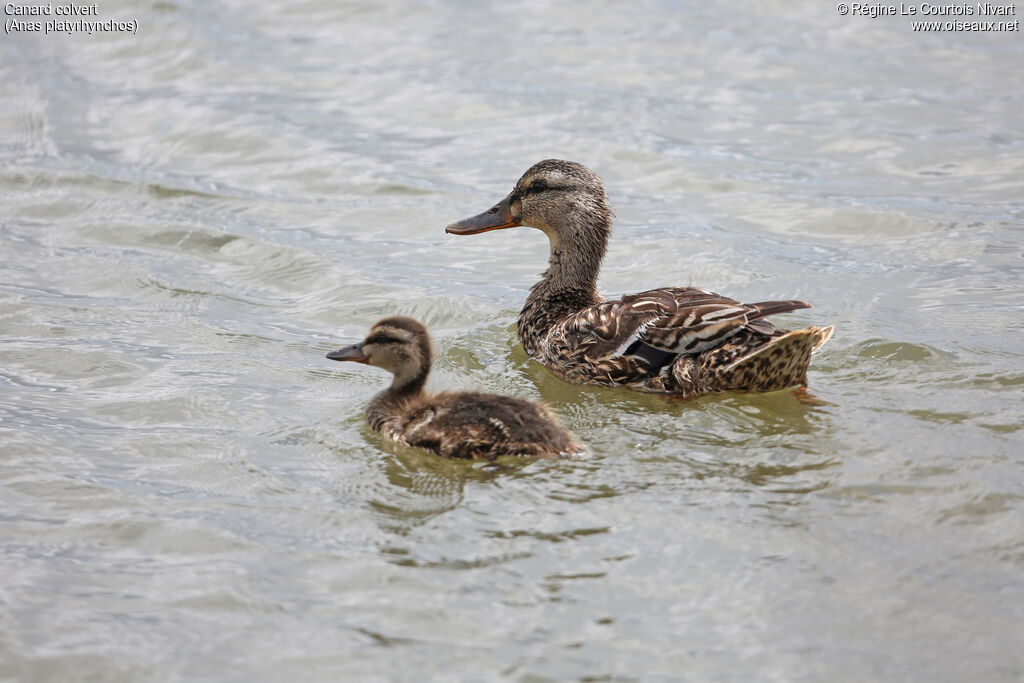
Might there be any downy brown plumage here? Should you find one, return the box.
[326,316,586,460]
[445,159,834,397]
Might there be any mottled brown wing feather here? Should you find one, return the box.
[560,287,799,359]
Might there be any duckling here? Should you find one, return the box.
[445,159,834,398]
[326,316,586,460]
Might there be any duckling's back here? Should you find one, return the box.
[397,392,585,460]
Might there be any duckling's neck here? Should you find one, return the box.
[366,367,428,433]
[518,230,607,355]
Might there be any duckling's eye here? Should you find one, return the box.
[367,334,401,345]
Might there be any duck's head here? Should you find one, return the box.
[445,160,612,252]
[327,316,432,390]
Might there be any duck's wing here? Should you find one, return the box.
[565,287,811,361]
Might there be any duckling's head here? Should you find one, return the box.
[327,316,432,391]
[446,160,612,252]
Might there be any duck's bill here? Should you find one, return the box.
[326,343,369,363]
[445,193,521,235]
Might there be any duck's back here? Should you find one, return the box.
[523,287,832,397]
[396,392,584,460]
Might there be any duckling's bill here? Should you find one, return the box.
[326,343,369,363]
[445,193,521,235]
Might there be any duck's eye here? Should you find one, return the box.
[526,179,548,194]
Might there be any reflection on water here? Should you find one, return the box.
[370,447,475,529]
[2,0,1024,680]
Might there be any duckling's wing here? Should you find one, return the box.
[567,287,810,360]
[402,393,577,460]
[399,401,496,459]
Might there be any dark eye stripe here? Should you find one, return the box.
[519,180,567,198]
[367,333,401,345]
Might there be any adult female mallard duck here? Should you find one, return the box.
[445,159,834,398]
[326,316,586,460]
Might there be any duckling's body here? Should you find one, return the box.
[446,159,833,398]
[327,316,585,460]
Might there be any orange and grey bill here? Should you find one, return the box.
[445,193,521,235]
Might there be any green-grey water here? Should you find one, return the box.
[2,1,1023,680]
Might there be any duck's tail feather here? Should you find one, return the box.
[811,324,835,352]
[717,325,832,393]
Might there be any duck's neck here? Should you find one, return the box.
[518,229,607,356]
[366,367,428,433]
